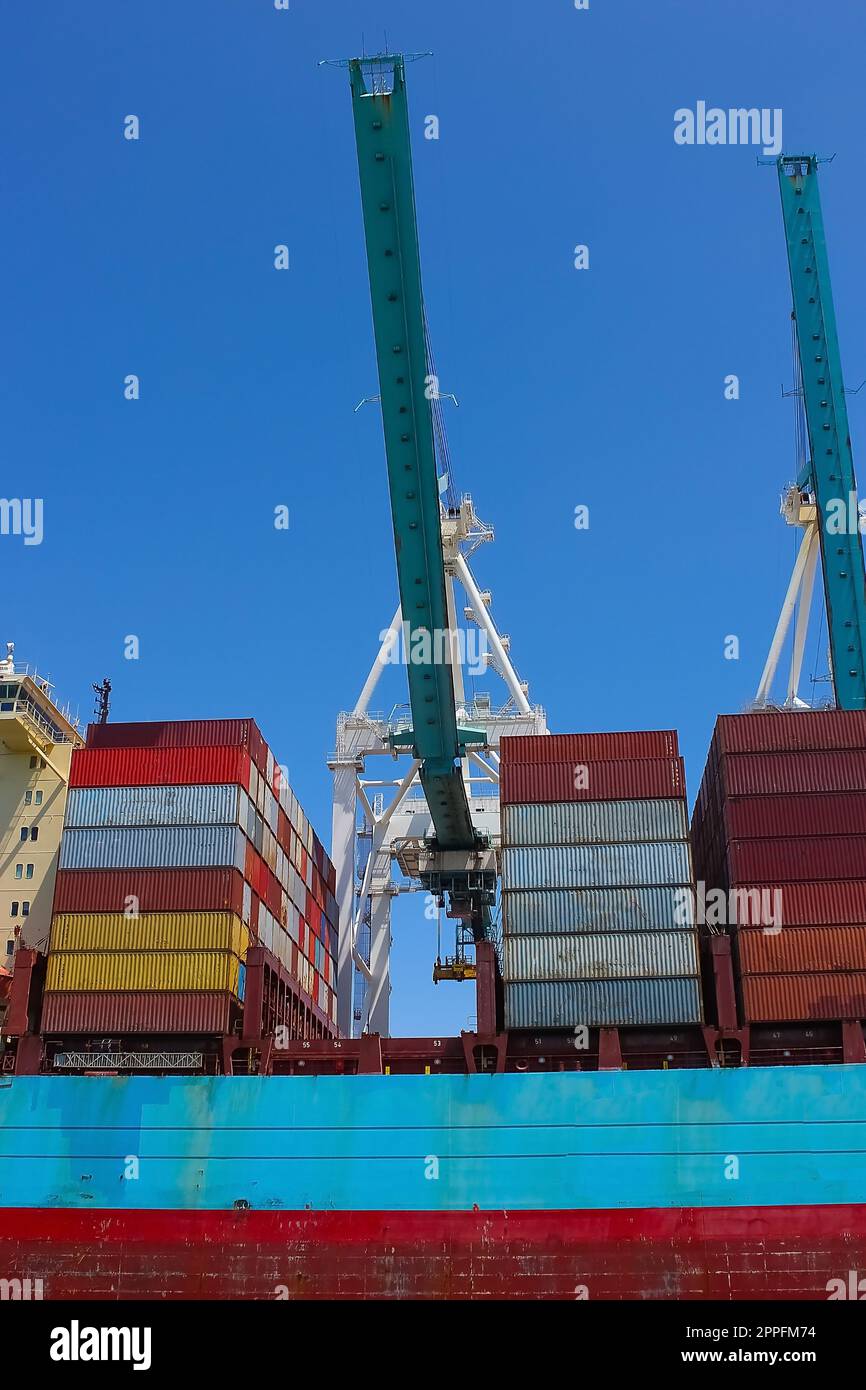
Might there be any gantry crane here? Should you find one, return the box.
[329,54,546,1036]
[756,155,866,710]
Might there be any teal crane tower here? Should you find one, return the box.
[347,53,495,940]
[760,156,866,710]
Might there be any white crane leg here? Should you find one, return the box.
[363,880,393,1036]
[331,763,359,1039]
[454,552,531,715]
[787,527,819,706]
[754,527,815,705]
[354,606,401,717]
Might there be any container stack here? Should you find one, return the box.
[499,732,703,1030]
[691,711,866,1024]
[42,720,339,1038]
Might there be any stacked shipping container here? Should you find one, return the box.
[499,732,703,1028]
[43,720,339,1038]
[691,711,866,1024]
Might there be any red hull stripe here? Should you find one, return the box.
[2,1204,865,1299]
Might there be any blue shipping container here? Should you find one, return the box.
[501,842,693,891]
[502,886,688,935]
[65,784,244,830]
[59,825,247,872]
[502,977,704,1028]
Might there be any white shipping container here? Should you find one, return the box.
[502,886,688,935]
[257,911,273,956]
[503,977,704,1029]
[502,930,700,982]
[59,825,246,872]
[65,784,244,830]
[502,842,692,890]
[502,798,688,848]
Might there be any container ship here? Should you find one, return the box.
[2,56,866,1302]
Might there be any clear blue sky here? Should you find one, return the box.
[4,1,865,1034]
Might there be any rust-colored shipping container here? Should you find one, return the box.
[712,880,866,926]
[724,793,866,842]
[52,867,246,916]
[726,835,866,884]
[500,757,687,805]
[70,745,251,789]
[738,925,866,975]
[714,710,866,755]
[721,751,866,797]
[499,730,679,764]
[85,719,262,751]
[39,990,238,1035]
[740,973,866,1023]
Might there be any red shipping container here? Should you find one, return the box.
[724,881,866,926]
[250,726,268,778]
[738,925,866,975]
[722,751,866,797]
[85,719,262,751]
[70,745,251,789]
[500,757,687,805]
[715,710,866,756]
[726,836,866,884]
[40,990,238,1035]
[52,867,246,916]
[740,973,866,1023]
[724,793,866,842]
[277,807,290,855]
[499,730,679,764]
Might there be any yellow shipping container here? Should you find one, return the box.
[50,911,249,957]
[46,949,244,994]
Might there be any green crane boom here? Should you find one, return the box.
[348,55,482,849]
[778,155,866,710]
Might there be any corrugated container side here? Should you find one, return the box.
[726,836,866,884]
[85,719,258,750]
[501,758,687,805]
[715,710,866,755]
[724,793,866,842]
[721,880,866,926]
[499,730,679,763]
[46,950,245,994]
[502,798,688,847]
[501,842,692,890]
[39,990,236,1035]
[501,886,688,935]
[740,973,866,1023]
[738,925,866,975]
[502,930,699,981]
[64,784,243,830]
[70,746,251,790]
[49,911,249,956]
[502,977,703,1029]
[51,868,246,916]
[722,751,866,797]
[59,826,246,872]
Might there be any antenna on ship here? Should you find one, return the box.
[92,678,111,724]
